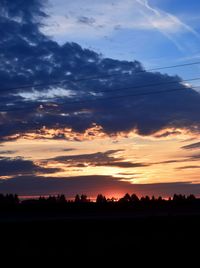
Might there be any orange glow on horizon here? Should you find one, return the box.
[1,125,200,188]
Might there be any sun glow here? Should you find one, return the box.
[1,126,200,186]
[39,161,122,178]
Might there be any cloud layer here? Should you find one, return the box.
[0,174,200,198]
[0,0,200,143]
[182,142,200,150]
[45,0,200,51]
[48,150,149,168]
[0,156,61,177]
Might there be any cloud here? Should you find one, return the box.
[176,165,200,170]
[77,16,96,26]
[15,87,75,102]
[44,0,200,53]
[181,142,200,150]
[117,172,140,176]
[0,174,200,198]
[137,0,198,34]
[0,150,17,155]
[190,154,200,160]
[154,151,200,167]
[153,129,184,138]
[0,0,200,142]
[0,157,61,177]
[62,148,75,152]
[48,150,149,168]
[136,0,200,51]
[0,0,47,24]
[154,159,187,164]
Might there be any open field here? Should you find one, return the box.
[0,208,199,264]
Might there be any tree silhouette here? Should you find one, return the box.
[75,194,81,203]
[0,193,199,214]
[96,194,107,203]
[57,194,66,204]
[187,194,196,201]
[130,194,139,203]
[80,194,89,203]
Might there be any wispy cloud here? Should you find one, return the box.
[182,142,200,150]
[176,165,200,170]
[47,150,149,169]
[44,0,200,52]
[136,0,200,51]
[137,0,199,35]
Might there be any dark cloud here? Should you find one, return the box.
[150,154,200,171]
[189,154,200,160]
[0,0,47,24]
[62,148,75,152]
[114,24,122,31]
[176,165,200,170]
[0,157,61,177]
[0,175,200,198]
[154,154,200,165]
[49,150,149,168]
[0,150,17,155]
[0,0,200,142]
[154,159,188,164]
[77,16,96,25]
[154,130,183,138]
[181,142,200,150]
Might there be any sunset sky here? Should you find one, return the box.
[0,0,200,198]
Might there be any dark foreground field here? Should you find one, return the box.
[1,210,200,265]
[0,194,200,264]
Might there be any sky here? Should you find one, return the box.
[44,0,200,80]
[0,0,200,198]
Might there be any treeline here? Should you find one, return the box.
[0,193,198,211]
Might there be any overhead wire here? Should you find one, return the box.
[1,60,200,92]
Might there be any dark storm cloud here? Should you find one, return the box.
[0,157,61,177]
[0,175,200,198]
[0,0,200,142]
[1,0,47,23]
[181,142,200,150]
[49,150,149,168]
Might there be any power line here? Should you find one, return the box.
[59,86,200,104]
[93,77,200,94]
[147,61,200,71]
[2,85,199,112]
[1,60,200,92]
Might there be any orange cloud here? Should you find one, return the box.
[4,124,108,142]
[3,124,200,144]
